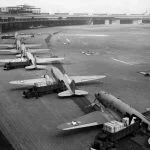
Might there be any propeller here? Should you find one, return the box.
[41,69,49,78]
[86,98,105,112]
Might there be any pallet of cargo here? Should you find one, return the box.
[90,119,141,150]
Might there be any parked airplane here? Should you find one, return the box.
[58,91,150,131]
[1,33,15,39]
[81,50,99,56]
[0,42,49,56]
[0,39,41,49]
[139,71,150,77]
[1,32,34,40]
[9,66,106,97]
[0,51,64,70]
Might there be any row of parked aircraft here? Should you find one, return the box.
[0,34,65,70]
[0,32,106,97]
[0,31,150,135]
[9,64,150,131]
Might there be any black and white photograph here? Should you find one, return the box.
[0,0,150,150]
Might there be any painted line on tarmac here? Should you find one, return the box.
[112,58,133,65]
[65,34,109,37]
[75,34,109,37]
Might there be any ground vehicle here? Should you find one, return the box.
[23,80,66,98]
[4,61,30,70]
[90,119,141,150]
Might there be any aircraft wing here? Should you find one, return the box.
[0,58,26,63]
[0,49,18,53]
[25,44,41,48]
[9,78,47,86]
[58,110,113,131]
[0,44,15,48]
[70,75,106,84]
[36,57,64,64]
[29,49,50,53]
[0,59,17,63]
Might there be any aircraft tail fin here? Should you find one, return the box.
[58,89,88,97]
[70,80,76,93]
[25,65,46,70]
[15,32,18,38]
[58,80,88,97]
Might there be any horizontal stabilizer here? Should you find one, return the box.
[25,65,46,70]
[58,90,88,97]
[16,54,22,58]
[25,65,36,70]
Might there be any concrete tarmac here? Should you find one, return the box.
[0,24,150,150]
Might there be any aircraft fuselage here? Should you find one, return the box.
[96,91,150,128]
[51,67,73,94]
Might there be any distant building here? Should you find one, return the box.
[54,13,69,15]
[93,13,107,16]
[0,7,9,13]
[143,10,150,15]
[0,4,41,14]
[111,14,127,16]
[73,13,89,16]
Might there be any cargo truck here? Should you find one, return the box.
[90,118,141,150]
[4,61,30,70]
[23,80,66,98]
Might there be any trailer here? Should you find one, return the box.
[4,61,30,70]
[90,118,141,150]
[23,80,67,99]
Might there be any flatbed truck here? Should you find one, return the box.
[4,60,31,70]
[90,119,141,150]
[23,80,66,99]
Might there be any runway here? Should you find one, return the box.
[0,24,150,150]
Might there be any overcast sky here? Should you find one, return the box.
[1,0,150,14]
